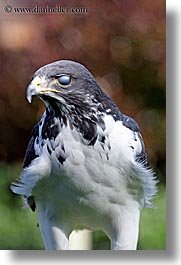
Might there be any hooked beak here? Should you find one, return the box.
[26,76,59,103]
[27,76,42,103]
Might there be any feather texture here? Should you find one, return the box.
[11,60,157,250]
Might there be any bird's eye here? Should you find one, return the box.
[58,75,71,86]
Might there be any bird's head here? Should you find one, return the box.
[27,60,110,116]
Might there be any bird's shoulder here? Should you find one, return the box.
[112,112,148,167]
[119,114,140,132]
[99,93,149,167]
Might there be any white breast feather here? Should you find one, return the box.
[11,114,157,231]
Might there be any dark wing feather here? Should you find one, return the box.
[22,124,39,211]
[23,124,39,168]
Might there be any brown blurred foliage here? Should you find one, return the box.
[0,0,165,180]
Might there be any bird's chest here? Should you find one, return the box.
[34,115,136,226]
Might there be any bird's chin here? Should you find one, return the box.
[41,93,66,104]
[36,93,67,113]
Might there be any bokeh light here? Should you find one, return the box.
[0,0,165,180]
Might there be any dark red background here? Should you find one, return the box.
[0,0,165,180]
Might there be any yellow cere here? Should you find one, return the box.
[32,76,42,87]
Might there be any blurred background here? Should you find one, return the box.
[0,0,165,249]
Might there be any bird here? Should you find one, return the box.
[11,60,157,250]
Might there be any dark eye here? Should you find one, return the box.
[58,75,71,85]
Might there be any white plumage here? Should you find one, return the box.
[11,60,157,250]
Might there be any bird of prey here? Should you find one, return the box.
[11,60,157,250]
